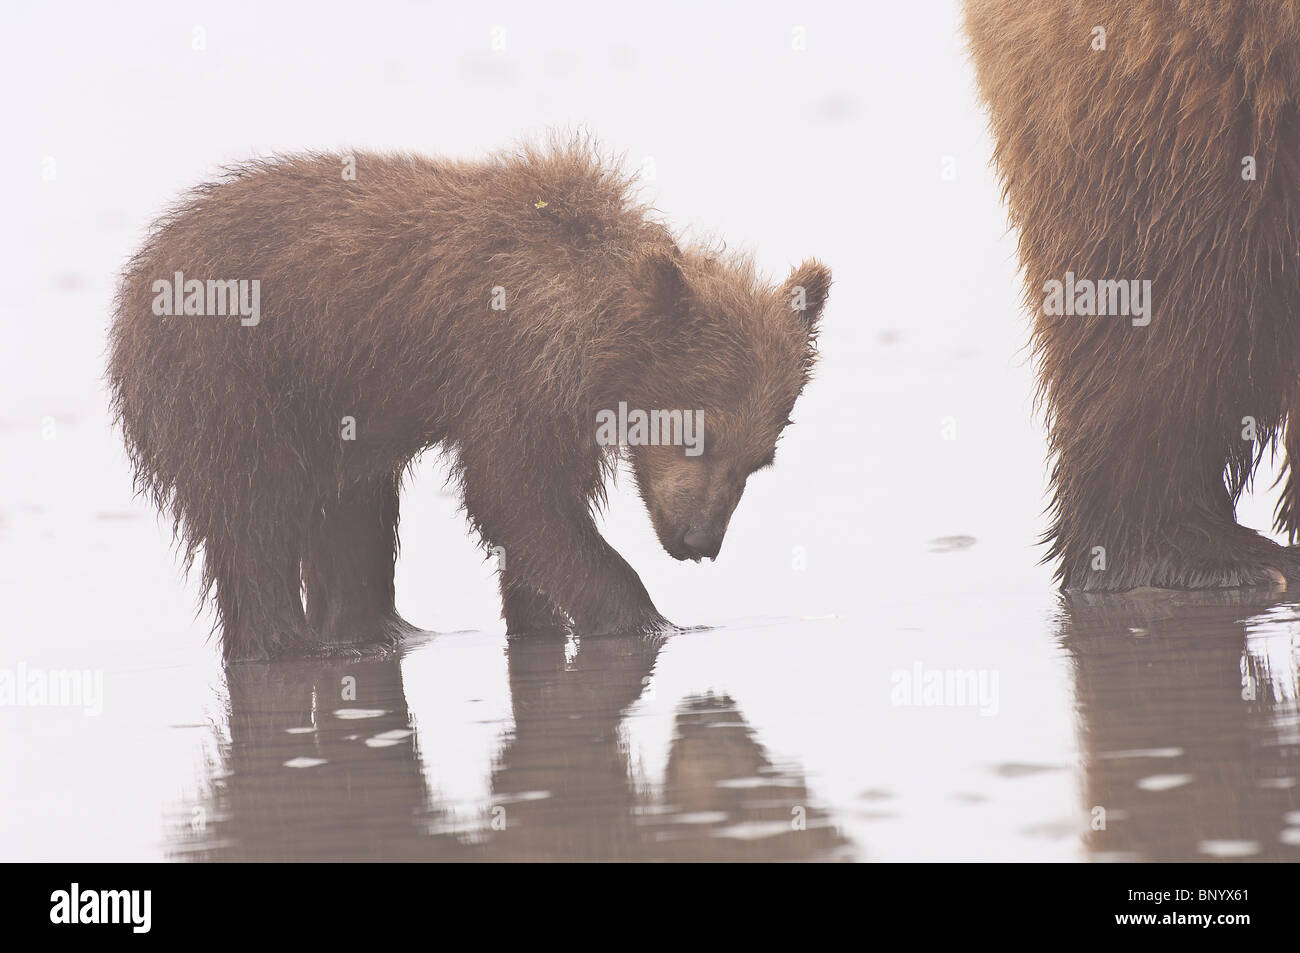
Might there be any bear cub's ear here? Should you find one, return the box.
[781,259,832,333]
[634,246,691,321]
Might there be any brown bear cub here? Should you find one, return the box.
[108,140,830,660]
[966,1,1300,590]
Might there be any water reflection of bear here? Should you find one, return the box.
[168,656,458,861]
[488,633,848,861]
[171,634,849,861]
[1062,590,1300,862]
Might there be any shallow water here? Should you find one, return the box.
[7,595,1298,862]
[4,0,1300,862]
[167,599,1300,861]
[168,592,1300,862]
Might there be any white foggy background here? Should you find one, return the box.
[0,0,1286,859]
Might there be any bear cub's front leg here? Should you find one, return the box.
[492,521,669,638]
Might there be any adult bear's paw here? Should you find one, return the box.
[1070,527,1298,593]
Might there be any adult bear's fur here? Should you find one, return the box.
[108,140,830,660]
[966,0,1300,590]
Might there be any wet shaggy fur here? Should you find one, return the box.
[107,141,830,660]
[966,0,1300,590]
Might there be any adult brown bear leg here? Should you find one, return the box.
[303,473,419,650]
[1044,334,1297,591]
[1274,395,1300,546]
[205,515,312,662]
[1051,455,1293,592]
[966,0,1300,592]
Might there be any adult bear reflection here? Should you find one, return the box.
[1061,590,1300,862]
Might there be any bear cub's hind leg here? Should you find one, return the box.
[303,474,420,653]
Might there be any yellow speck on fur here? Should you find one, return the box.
[534,198,548,209]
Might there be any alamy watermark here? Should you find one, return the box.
[890,661,1000,716]
[50,884,150,933]
[1042,271,1152,327]
[0,663,103,716]
[595,401,704,456]
[151,270,261,326]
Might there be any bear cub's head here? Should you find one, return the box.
[623,246,830,563]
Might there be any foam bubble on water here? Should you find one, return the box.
[1136,774,1193,792]
[1197,839,1259,858]
[633,803,679,816]
[1280,828,1300,846]
[1099,747,1183,760]
[283,756,327,769]
[365,729,413,748]
[332,708,388,720]
[716,776,802,789]
[493,790,551,804]
[668,811,729,825]
[1259,778,1297,790]
[715,820,803,840]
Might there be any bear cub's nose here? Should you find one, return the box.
[682,527,723,561]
